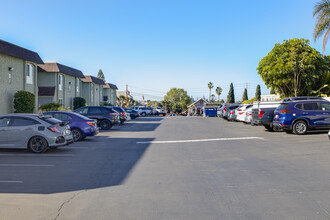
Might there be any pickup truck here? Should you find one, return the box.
[155,107,166,116]
[134,107,152,117]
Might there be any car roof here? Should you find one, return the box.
[1,113,39,117]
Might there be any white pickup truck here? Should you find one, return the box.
[155,107,166,116]
[133,107,152,117]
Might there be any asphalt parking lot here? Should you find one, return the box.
[1,116,330,220]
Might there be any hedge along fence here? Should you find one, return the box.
[14,91,35,113]
[73,97,86,110]
[39,102,62,112]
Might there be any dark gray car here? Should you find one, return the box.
[0,114,73,153]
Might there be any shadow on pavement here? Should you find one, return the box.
[0,137,154,194]
[134,117,164,122]
[108,122,161,132]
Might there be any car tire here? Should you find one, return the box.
[293,120,308,135]
[72,128,83,142]
[120,119,125,124]
[264,125,273,131]
[273,126,282,132]
[141,112,146,117]
[100,119,112,130]
[28,136,48,153]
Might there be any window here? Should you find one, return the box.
[91,84,94,103]
[11,117,40,126]
[321,102,330,111]
[294,104,303,110]
[59,99,63,105]
[58,75,63,91]
[75,107,88,114]
[0,117,11,127]
[88,107,102,114]
[303,103,319,111]
[39,117,61,125]
[76,78,80,93]
[26,64,34,84]
[53,113,73,121]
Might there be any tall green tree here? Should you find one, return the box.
[313,0,330,54]
[97,69,105,81]
[163,88,192,113]
[226,83,235,103]
[257,38,330,97]
[242,88,248,101]
[255,85,261,101]
[208,82,214,101]
[215,86,222,101]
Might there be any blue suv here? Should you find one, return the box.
[273,100,330,135]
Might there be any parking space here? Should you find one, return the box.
[1,116,330,219]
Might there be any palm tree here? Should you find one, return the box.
[313,0,330,54]
[208,82,214,101]
[215,86,222,101]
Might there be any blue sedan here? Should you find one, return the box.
[43,111,99,141]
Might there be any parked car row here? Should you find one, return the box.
[218,97,330,135]
[0,106,142,153]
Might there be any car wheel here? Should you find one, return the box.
[264,125,273,131]
[120,119,125,124]
[141,112,146,117]
[100,119,112,130]
[72,128,83,142]
[293,120,308,135]
[28,136,48,153]
[273,126,282,132]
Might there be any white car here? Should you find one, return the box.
[236,104,253,122]
[244,108,253,124]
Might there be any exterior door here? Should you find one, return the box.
[320,102,330,127]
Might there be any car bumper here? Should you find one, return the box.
[48,134,73,147]
[272,122,290,130]
[328,131,330,140]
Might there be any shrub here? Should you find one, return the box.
[14,91,35,113]
[73,97,86,110]
[39,103,62,112]
[242,97,257,104]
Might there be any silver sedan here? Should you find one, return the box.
[0,114,73,153]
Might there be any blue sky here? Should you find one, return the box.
[0,0,326,101]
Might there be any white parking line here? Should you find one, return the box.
[0,181,23,183]
[136,137,264,144]
[0,164,55,167]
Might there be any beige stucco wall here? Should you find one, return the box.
[0,54,38,115]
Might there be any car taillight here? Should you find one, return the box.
[121,112,125,116]
[224,107,227,112]
[280,110,291,114]
[86,121,95,126]
[249,113,252,116]
[110,113,116,116]
[259,111,265,118]
[237,109,241,111]
[48,125,61,133]
[230,112,234,114]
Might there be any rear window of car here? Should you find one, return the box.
[88,107,103,114]
[39,117,61,125]
[11,117,40,126]
[113,107,124,112]
[71,112,93,120]
[276,103,289,111]
[294,104,303,110]
[303,103,319,111]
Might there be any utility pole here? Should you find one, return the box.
[125,84,128,108]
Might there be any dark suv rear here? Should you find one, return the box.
[74,106,119,130]
[273,100,330,134]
